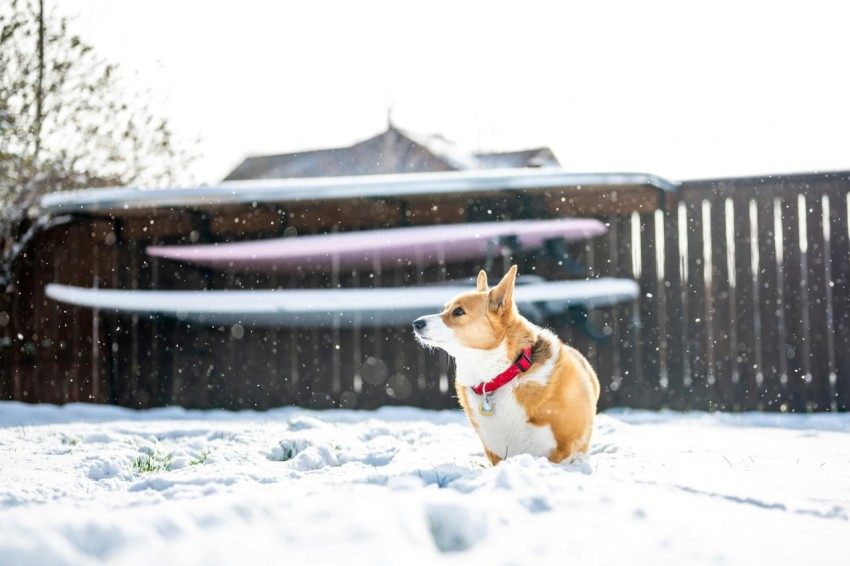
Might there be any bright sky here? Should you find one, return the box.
[60,0,850,185]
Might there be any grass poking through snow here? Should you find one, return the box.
[132,450,173,474]
[189,448,210,466]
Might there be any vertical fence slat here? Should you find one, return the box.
[700,198,720,410]
[0,292,10,400]
[830,189,850,411]
[662,197,687,409]
[336,325,358,409]
[590,214,619,409]
[819,192,838,412]
[756,197,782,410]
[730,196,758,410]
[769,196,790,409]
[806,192,833,411]
[710,195,734,410]
[262,328,283,407]
[651,208,671,406]
[684,197,708,410]
[636,212,660,408]
[609,215,638,406]
[780,194,807,412]
[357,328,384,410]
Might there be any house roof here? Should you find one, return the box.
[475,148,559,169]
[223,127,561,181]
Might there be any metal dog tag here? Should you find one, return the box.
[479,394,495,417]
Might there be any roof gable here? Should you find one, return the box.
[223,127,560,181]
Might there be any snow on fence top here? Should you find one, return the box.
[39,168,679,214]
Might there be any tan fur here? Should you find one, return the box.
[440,266,600,465]
[513,344,600,461]
[441,266,534,354]
[456,385,477,429]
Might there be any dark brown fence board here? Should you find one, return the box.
[280,327,301,405]
[681,198,707,410]
[651,209,671,406]
[26,234,46,403]
[819,191,838,411]
[600,216,630,407]
[0,293,11,400]
[629,212,659,408]
[615,213,641,407]
[805,192,833,411]
[779,194,807,413]
[661,200,687,409]
[304,327,335,409]
[634,212,660,408]
[336,268,359,408]
[769,197,790,408]
[67,225,83,402]
[709,196,735,410]
[829,190,850,411]
[330,332,350,408]
[678,198,695,410]
[733,197,760,410]
[755,197,783,410]
[586,214,618,409]
[385,329,416,406]
[357,328,386,410]
[699,198,718,409]
[413,254,447,410]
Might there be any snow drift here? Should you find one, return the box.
[1,402,848,565]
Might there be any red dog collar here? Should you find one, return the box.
[472,346,533,396]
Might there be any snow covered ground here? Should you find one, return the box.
[1,402,848,565]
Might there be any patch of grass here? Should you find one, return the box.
[270,438,311,462]
[59,434,80,446]
[189,448,210,466]
[276,444,298,462]
[209,430,237,442]
[132,450,173,473]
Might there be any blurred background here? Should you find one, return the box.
[2,0,849,414]
[56,0,850,185]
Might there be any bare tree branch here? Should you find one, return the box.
[0,0,196,252]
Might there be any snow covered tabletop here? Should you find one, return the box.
[45,277,639,328]
[1,402,848,565]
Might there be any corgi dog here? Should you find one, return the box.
[413,265,600,465]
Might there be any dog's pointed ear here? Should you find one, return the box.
[489,265,518,313]
[476,270,489,292]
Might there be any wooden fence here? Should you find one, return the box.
[591,173,850,412]
[1,171,848,412]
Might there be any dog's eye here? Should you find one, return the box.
[452,307,465,317]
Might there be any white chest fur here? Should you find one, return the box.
[458,327,562,461]
[435,321,560,459]
[468,385,557,460]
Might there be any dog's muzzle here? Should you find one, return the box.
[412,317,427,334]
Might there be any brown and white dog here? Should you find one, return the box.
[413,266,600,465]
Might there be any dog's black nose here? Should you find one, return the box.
[412,318,427,331]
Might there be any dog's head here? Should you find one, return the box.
[413,265,519,356]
